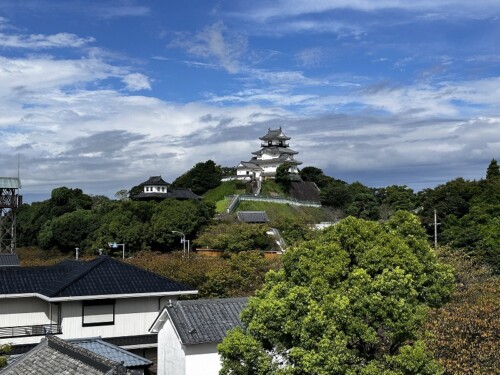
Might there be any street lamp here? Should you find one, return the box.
[108,242,125,259]
[171,231,188,257]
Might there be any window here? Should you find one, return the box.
[82,299,115,326]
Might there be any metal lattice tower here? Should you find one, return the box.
[0,177,22,253]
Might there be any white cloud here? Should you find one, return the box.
[0,32,95,49]
[122,73,151,91]
[170,22,247,74]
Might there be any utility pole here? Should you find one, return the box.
[433,209,441,248]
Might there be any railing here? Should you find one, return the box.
[0,324,61,339]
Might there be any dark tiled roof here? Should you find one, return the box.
[1,336,126,375]
[237,211,269,223]
[289,181,321,202]
[259,127,290,141]
[251,146,298,155]
[69,338,153,368]
[237,162,262,170]
[0,256,196,299]
[135,188,200,200]
[0,253,20,267]
[158,298,247,345]
[141,176,170,186]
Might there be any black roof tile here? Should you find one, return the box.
[0,253,20,267]
[164,298,247,345]
[0,256,195,299]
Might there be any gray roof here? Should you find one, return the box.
[259,127,290,141]
[69,338,152,369]
[0,177,21,189]
[237,161,262,170]
[0,253,20,267]
[251,146,298,155]
[151,298,248,345]
[1,336,126,375]
[237,211,269,223]
[141,175,170,186]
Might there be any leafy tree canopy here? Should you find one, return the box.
[172,160,222,195]
[486,158,500,180]
[219,212,454,375]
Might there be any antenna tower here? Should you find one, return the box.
[0,175,22,253]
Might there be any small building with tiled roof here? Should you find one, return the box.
[1,335,127,375]
[236,127,302,181]
[236,211,269,223]
[133,176,199,201]
[150,297,247,375]
[0,256,197,356]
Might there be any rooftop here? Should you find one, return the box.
[150,297,248,345]
[259,127,291,141]
[237,211,269,223]
[0,177,21,189]
[0,253,19,267]
[0,255,196,301]
[1,336,126,375]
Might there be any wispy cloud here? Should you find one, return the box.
[122,73,151,91]
[0,32,94,49]
[170,22,247,74]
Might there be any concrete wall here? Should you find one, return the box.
[184,343,220,375]
[157,319,185,375]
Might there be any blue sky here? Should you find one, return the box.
[0,0,499,202]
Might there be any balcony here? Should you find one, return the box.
[0,324,61,339]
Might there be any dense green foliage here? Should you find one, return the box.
[172,159,223,195]
[194,223,272,252]
[219,213,454,374]
[17,188,214,255]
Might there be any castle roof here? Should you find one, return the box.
[251,146,298,155]
[259,127,290,141]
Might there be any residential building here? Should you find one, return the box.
[0,256,197,357]
[1,335,128,375]
[149,298,247,375]
[133,176,199,200]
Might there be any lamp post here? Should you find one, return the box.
[108,242,125,259]
[171,231,186,257]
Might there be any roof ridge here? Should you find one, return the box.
[42,256,109,297]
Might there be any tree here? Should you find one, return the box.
[486,158,500,180]
[275,163,293,193]
[299,166,333,189]
[219,213,454,374]
[194,223,271,252]
[172,160,222,195]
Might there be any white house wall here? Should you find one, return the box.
[184,343,220,375]
[59,297,160,340]
[157,319,185,375]
[0,298,50,346]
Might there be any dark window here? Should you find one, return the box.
[82,299,115,327]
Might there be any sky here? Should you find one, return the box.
[0,0,499,202]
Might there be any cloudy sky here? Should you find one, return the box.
[1,0,499,202]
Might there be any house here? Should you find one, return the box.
[0,256,197,359]
[133,176,199,200]
[236,127,302,180]
[149,298,248,375]
[1,335,128,374]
